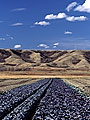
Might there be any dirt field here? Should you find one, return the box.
[0,71,90,97]
[63,78,90,97]
[0,78,41,93]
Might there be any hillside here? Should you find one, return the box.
[0,49,90,71]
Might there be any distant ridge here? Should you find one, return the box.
[0,49,90,71]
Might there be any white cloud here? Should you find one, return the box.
[10,37,14,40]
[35,21,50,26]
[45,14,57,20]
[64,31,72,34]
[66,16,87,22]
[66,2,78,12]
[12,8,26,12]
[38,44,49,48]
[45,11,87,22]
[53,42,59,46]
[53,46,57,48]
[57,13,67,19]
[53,42,59,48]
[10,23,23,26]
[14,45,21,49]
[74,0,90,13]
[0,38,5,40]
[45,13,67,20]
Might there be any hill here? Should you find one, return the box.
[0,49,90,71]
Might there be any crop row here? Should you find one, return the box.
[0,78,51,119]
[2,79,52,120]
[33,79,90,120]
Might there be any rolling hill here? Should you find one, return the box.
[0,49,90,71]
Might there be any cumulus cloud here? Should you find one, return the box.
[10,23,23,26]
[45,13,67,20]
[53,46,57,48]
[8,36,14,40]
[45,11,87,22]
[53,42,59,46]
[14,45,21,49]
[0,38,5,40]
[74,0,90,13]
[53,42,59,48]
[11,8,26,12]
[64,31,72,34]
[38,44,49,48]
[66,2,78,12]
[45,14,57,20]
[35,21,50,26]
[66,16,87,22]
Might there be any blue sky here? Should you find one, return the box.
[0,0,90,50]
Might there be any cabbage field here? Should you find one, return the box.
[0,79,90,120]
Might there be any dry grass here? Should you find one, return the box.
[63,78,90,97]
[0,70,90,79]
[0,78,41,93]
[0,71,90,97]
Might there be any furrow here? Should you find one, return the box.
[2,79,52,120]
[33,79,90,120]
[0,79,50,119]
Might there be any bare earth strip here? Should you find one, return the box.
[63,78,90,97]
[0,78,41,93]
[0,71,90,97]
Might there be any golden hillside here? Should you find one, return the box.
[0,49,90,71]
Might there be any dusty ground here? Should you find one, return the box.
[0,78,41,93]
[63,78,90,97]
[0,49,90,96]
[0,71,90,97]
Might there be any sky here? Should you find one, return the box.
[0,0,90,50]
